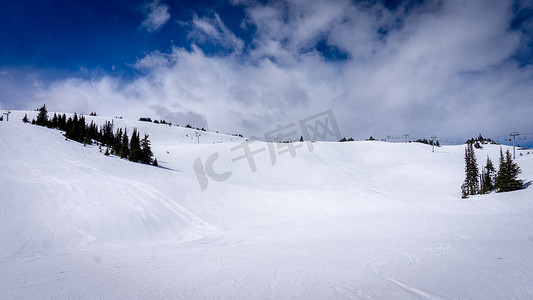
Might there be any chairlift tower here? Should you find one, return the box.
[510,132,519,159]
[431,135,437,152]
[3,110,11,122]
[195,131,201,144]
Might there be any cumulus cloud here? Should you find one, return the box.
[150,104,208,129]
[141,0,170,32]
[3,0,533,141]
[189,13,245,54]
[0,69,44,110]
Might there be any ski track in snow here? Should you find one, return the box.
[386,278,443,300]
[1,110,533,298]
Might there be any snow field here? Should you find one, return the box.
[1,110,533,298]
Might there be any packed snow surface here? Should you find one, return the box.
[1,111,533,299]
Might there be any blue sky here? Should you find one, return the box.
[1,0,533,142]
[0,0,239,74]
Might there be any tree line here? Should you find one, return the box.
[466,134,497,149]
[415,138,440,147]
[24,105,157,166]
[462,142,522,198]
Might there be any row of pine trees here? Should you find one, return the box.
[462,142,522,198]
[24,105,157,166]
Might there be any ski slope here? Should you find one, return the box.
[1,110,533,299]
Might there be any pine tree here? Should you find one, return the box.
[495,148,523,192]
[66,114,76,140]
[100,121,114,146]
[461,183,469,199]
[115,128,123,145]
[59,114,67,131]
[140,134,154,164]
[480,167,487,194]
[113,128,123,155]
[36,104,48,126]
[77,115,87,143]
[129,128,141,162]
[462,143,479,198]
[50,113,58,128]
[22,114,29,123]
[480,156,495,194]
[504,150,523,191]
[152,158,158,167]
[87,121,97,142]
[495,147,505,192]
[120,129,129,159]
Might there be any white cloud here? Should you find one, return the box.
[189,13,245,54]
[3,0,533,141]
[141,0,170,32]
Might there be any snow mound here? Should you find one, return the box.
[0,118,216,261]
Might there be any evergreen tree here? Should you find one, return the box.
[36,104,48,126]
[129,148,140,162]
[120,129,129,159]
[65,114,78,140]
[100,121,114,146]
[480,156,495,194]
[50,113,58,128]
[461,183,469,199]
[113,128,123,155]
[140,134,153,164]
[59,114,67,131]
[462,143,479,198]
[115,128,123,145]
[504,150,524,191]
[83,132,92,145]
[129,128,141,162]
[495,148,523,192]
[78,115,87,143]
[480,167,487,194]
[87,121,97,142]
[22,114,29,123]
[152,158,158,167]
[495,147,505,192]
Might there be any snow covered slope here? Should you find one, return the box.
[1,110,533,299]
